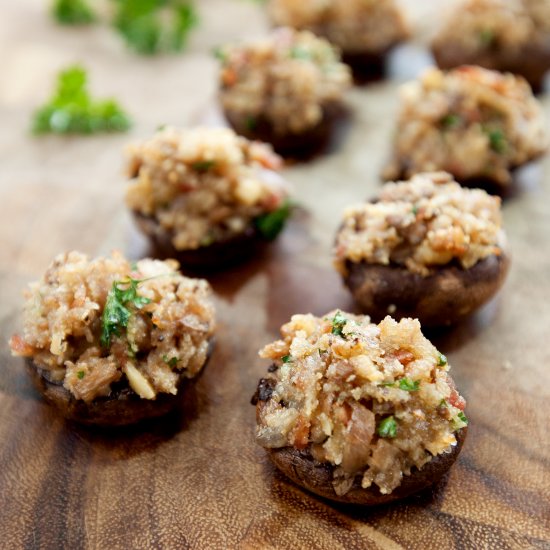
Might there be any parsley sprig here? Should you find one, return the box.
[377,416,398,438]
[112,0,198,55]
[52,0,96,24]
[330,311,348,337]
[101,277,152,348]
[254,200,292,241]
[33,66,132,135]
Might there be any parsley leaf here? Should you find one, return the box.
[32,66,132,135]
[486,128,507,154]
[112,0,198,55]
[77,370,86,379]
[479,29,495,46]
[191,160,216,172]
[330,311,348,337]
[162,355,179,368]
[254,200,292,241]
[101,277,152,348]
[437,353,448,366]
[377,416,398,438]
[452,410,469,430]
[398,378,420,392]
[52,0,96,24]
[441,114,461,129]
[281,355,292,363]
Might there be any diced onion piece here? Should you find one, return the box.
[125,363,156,400]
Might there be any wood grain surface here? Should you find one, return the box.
[1,1,550,549]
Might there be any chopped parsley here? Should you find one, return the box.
[213,46,227,62]
[101,277,152,348]
[377,416,398,439]
[486,128,507,154]
[380,378,419,391]
[254,200,292,241]
[77,370,86,379]
[479,29,495,47]
[398,378,420,392]
[437,353,448,366]
[452,410,469,430]
[191,160,216,172]
[330,311,348,337]
[411,205,418,215]
[162,355,179,368]
[52,0,96,24]
[32,66,131,135]
[113,0,198,55]
[281,355,292,363]
[439,399,448,408]
[441,113,461,129]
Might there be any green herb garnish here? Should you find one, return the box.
[441,114,461,129]
[52,0,96,24]
[213,46,226,62]
[377,416,398,438]
[439,399,448,408]
[437,353,447,366]
[191,160,216,172]
[112,0,198,55]
[254,200,292,241]
[411,205,418,215]
[163,355,179,368]
[479,29,495,46]
[33,66,132,135]
[486,128,507,154]
[330,311,348,337]
[101,277,152,348]
[398,378,420,392]
[77,370,86,379]
[281,355,292,363]
[452,411,469,430]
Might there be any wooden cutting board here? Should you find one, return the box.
[1,1,549,548]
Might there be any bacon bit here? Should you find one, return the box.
[9,334,35,357]
[449,388,466,411]
[290,415,310,449]
[221,68,237,87]
[447,374,466,410]
[394,349,415,365]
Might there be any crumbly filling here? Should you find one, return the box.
[384,66,547,186]
[334,172,504,276]
[433,0,550,55]
[267,0,408,53]
[218,27,351,135]
[126,127,290,250]
[256,312,467,495]
[10,251,215,402]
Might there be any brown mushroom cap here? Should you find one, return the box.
[223,103,342,158]
[26,341,212,426]
[343,251,510,326]
[432,42,550,94]
[133,212,266,271]
[266,427,467,505]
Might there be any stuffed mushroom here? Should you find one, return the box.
[383,66,547,192]
[334,172,510,326]
[253,311,468,505]
[126,127,291,269]
[432,0,550,92]
[9,251,215,426]
[266,0,409,80]
[216,27,351,157]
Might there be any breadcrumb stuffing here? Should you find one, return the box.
[10,251,215,402]
[256,312,467,495]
